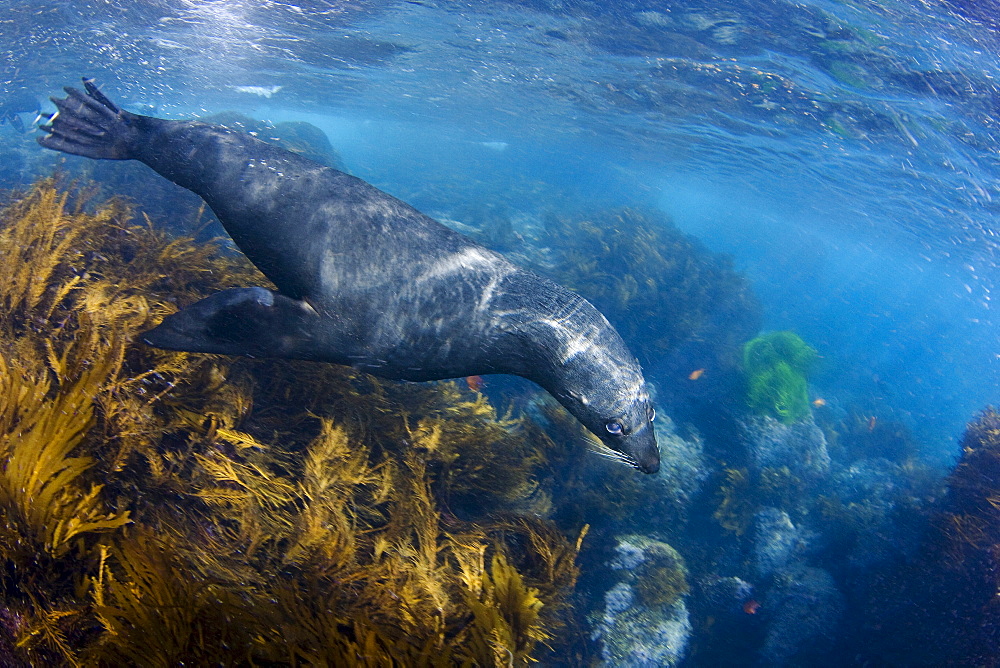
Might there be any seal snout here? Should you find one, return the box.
[628,422,660,475]
[634,441,660,474]
[638,453,660,475]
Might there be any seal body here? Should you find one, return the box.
[39,79,659,474]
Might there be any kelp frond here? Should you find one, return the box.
[0,184,100,328]
[283,418,389,569]
[0,326,130,557]
[90,533,254,667]
[463,552,549,667]
[14,599,83,667]
[375,452,452,632]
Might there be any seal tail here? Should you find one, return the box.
[37,78,137,160]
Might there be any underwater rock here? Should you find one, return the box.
[455,201,524,254]
[833,457,899,504]
[700,575,755,615]
[753,507,807,578]
[653,417,708,510]
[267,120,346,170]
[535,207,760,370]
[760,564,845,666]
[831,413,921,464]
[829,457,924,569]
[684,574,761,666]
[537,399,704,534]
[201,113,345,170]
[591,534,692,667]
[743,415,830,479]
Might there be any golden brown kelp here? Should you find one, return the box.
[0,179,585,665]
[0,180,248,663]
[462,552,548,665]
[136,417,579,665]
[0,330,131,559]
[243,361,549,515]
[88,532,259,667]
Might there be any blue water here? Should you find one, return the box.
[3,0,1000,663]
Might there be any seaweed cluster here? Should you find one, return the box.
[742,331,817,424]
[537,207,759,369]
[0,181,585,665]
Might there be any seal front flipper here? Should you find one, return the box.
[143,287,322,359]
[37,78,140,160]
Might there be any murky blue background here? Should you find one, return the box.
[3,0,998,459]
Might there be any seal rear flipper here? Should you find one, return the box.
[37,78,140,160]
[143,287,322,359]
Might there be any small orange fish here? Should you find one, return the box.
[812,398,826,407]
[743,599,761,615]
[688,368,705,381]
[868,416,877,432]
[466,375,486,392]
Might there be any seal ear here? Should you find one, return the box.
[143,287,320,358]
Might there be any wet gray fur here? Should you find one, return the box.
[38,79,659,473]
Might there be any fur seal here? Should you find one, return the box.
[1,90,40,133]
[39,79,659,474]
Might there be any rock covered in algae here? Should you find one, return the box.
[533,397,706,534]
[855,408,1000,665]
[752,506,810,578]
[653,416,709,510]
[827,456,927,570]
[202,111,346,170]
[591,534,692,667]
[743,415,831,479]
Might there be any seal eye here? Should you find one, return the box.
[606,420,623,435]
[647,407,656,422]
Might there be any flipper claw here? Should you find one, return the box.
[82,77,120,113]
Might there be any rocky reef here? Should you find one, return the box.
[525,207,761,374]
